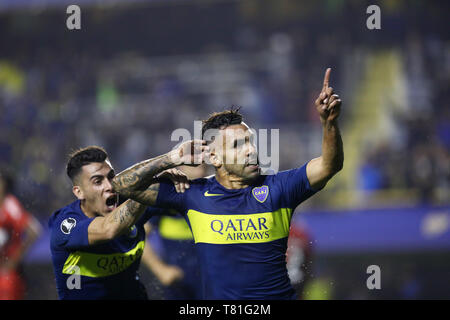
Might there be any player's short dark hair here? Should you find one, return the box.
[202,107,243,141]
[66,146,108,182]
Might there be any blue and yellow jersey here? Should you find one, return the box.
[148,209,202,299]
[151,210,195,242]
[48,200,152,300]
[156,162,319,299]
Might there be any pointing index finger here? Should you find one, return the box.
[322,67,331,90]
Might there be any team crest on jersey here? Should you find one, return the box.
[128,225,137,238]
[252,185,269,203]
[60,218,77,234]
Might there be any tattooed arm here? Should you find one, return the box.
[87,199,146,245]
[112,140,209,206]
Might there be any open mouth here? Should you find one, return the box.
[105,194,118,210]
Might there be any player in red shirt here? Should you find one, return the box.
[0,172,42,300]
[286,221,314,299]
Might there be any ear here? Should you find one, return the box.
[72,185,85,200]
[207,146,222,169]
[210,154,221,168]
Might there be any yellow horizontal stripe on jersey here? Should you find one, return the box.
[159,216,194,240]
[187,208,293,244]
[62,240,145,278]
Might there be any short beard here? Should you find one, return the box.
[222,163,260,184]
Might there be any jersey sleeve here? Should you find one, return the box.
[275,161,319,209]
[155,178,187,215]
[50,213,94,250]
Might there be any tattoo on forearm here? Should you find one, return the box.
[112,200,141,225]
[112,154,173,195]
[127,184,160,206]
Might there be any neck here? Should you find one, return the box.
[215,168,250,189]
[80,200,99,219]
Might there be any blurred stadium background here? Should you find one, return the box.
[0,0,449,299]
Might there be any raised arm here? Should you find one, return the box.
[306,68,344,190]
[87,199,146,245]
[111,140,209,206]
[111,153,175,206]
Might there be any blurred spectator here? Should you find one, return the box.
[0,170,42,299]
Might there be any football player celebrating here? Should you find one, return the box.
[111,68,343,299]
[49,143,206,299]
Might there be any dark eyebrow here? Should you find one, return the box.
[90,168,114,180]
[89,174,104,181]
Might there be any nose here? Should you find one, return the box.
[246,143,258,164]
[104,178,114,192]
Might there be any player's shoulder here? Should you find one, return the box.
[2,194,28,220]
[161,176,211,191]
[268,162,309,181]
[190,176,212,187]
[186,176,216,196]
[257,169,286,184]
[49,200,90,250]
[48,200,84,230]
[158,176,210,194]
[259,164,310,193]
[3,194,21,209]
